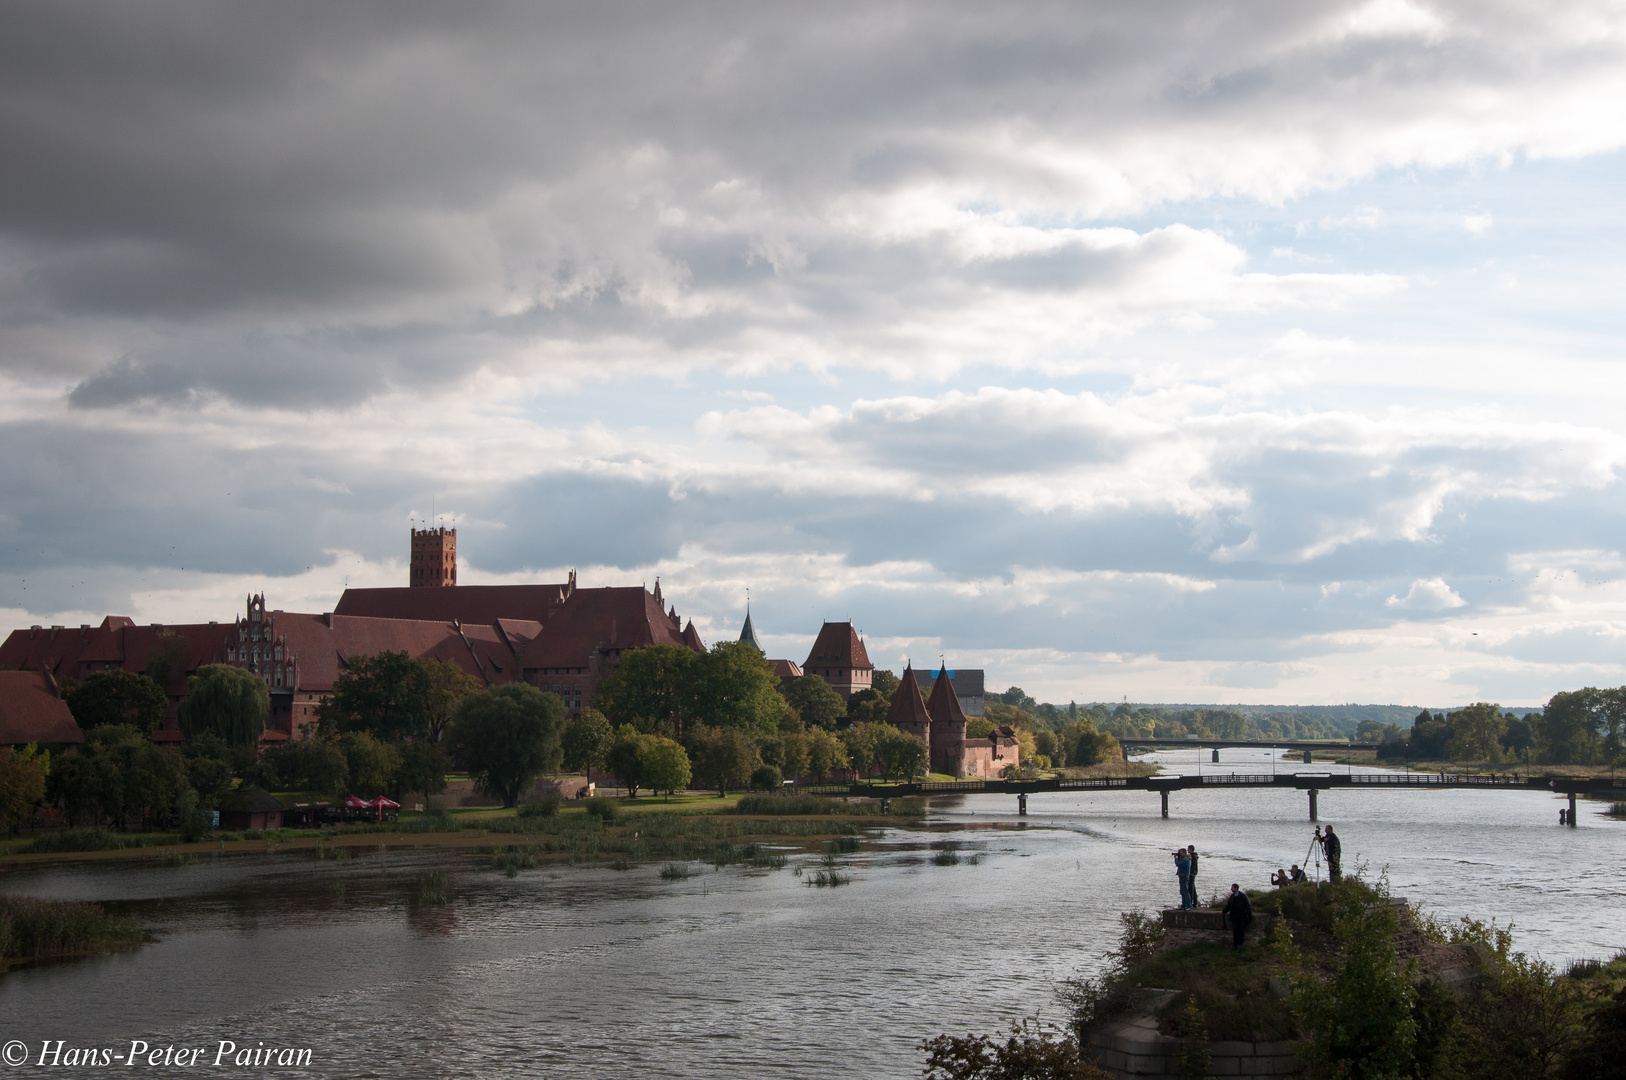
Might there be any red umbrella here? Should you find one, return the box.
[367,796,400,821]
[342,795,368,810]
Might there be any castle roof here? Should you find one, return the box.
[911,667,984,697]
[333,582,573,625]
[520,586,704,673]
[739,608,763,652]
[0,669,83,745]
[770,659,803,678]
[802,622,873,671]
[925,662,968,727]
[884,663,932,729]
[260,612,522,691]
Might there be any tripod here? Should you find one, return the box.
[1305,829,1325,884]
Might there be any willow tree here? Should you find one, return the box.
[178,664,268,748]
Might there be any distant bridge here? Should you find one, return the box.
[793,773,1624,825]
[1117,738,1378,762]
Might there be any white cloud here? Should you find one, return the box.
[1386,577,1469,610]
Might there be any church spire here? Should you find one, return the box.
[739,598,764,652]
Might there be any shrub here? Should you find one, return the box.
[920,1020,1109,1080]
[25,828,127,854]
[749,764,783,791]
[0,895,144,959]
[518,794,563,819]
[583,798,621,822]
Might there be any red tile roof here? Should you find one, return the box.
[884,663,932,729]
[925,663,968,726]
[521,587,704,673]
[771,659,803,678]
[802,622,873,671]
[259,612,523,692]
[0,670,84,745]
[333,583,574,625]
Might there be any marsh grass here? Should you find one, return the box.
[933,851,962,866]
[806,870,849,887]
[0,895,145,962]
[660,862,693,880]
[490,848,540,877]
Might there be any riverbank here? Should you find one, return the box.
[0,894,146,972]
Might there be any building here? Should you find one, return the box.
[0,669,83,747]
[218,787,284,831]
[884,661,1018,779]
[884,663,934,747]
[737,606,803,678]
[924,663,967,777]
[802,622,874,699]
[911,667,985,717]
[409,526,457,587]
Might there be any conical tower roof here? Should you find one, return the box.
[739,607,763,652]
[885,662,932,729]
[925,663,967,726]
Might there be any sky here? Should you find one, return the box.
[3,0,1626,707]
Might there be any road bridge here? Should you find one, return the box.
[1117,738,1379,763]
[794,773,1623,824]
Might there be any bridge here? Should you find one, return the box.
[794,772,1624,825]
[1117,738,1379,763]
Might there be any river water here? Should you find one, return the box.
[1,751,1622,1079]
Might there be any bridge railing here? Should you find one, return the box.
[1199,773,1276,785]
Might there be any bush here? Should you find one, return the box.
[921,1020,1109,1080]
[25,828,127,854]
[0,895,144,959]
[749,764,783,791]
[583,798,621,822]
[518,794,563,819]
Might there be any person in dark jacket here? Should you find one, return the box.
[1174,850,1192,909]
[1221,883,1253,949]
[1320,825,1342,883]
[1186,846,1200,905]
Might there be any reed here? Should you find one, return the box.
[0,895,144,961]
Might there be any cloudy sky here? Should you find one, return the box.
[4,1,1626,706]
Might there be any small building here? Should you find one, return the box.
[911,667,986,717]
[218,787,284,831]
[963,726,1021,778]
[0,669,84,747]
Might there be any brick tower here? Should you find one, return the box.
[410,527,457,587]
[925,663,968,778]
[884,662,933,749]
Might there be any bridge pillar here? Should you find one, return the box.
[1018,793,1028,817]
[1308,789,1318,822]
[1302,750,1313,764]
[1569,791,1578,827]
[1211,749,1220,763]
[1160,790,1169,818]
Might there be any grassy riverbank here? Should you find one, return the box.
[0,791,936,868]
[0,895,146,972]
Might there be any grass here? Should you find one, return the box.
[490,848,540,877]
[806,869,849,887]
[1608,802,1626,818]
[0,895,145,966]
[933,851,962,866]
[660,862,693,879]
[413,869,450,905]
[731,793,922,816]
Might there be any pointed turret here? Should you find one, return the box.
[884,662,933,748]
[926,663,968,777]
[739,607,764,652]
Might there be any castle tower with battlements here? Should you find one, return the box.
[410,527,457,587]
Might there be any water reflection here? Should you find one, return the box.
[0,758,1621,1080]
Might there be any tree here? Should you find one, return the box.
[317,651,432,741]
[73,725,188,830]
[965,716,996,739]
[641,736,691,798]
[448,684,565,807]
[593,644,702,733]
[393,740,448,800]
[1447,702,1507,762]
[178,665,268,747]
[562,708,613,773]
[142,631,191,695]
[777,730,810,780]
[0,744,49,834]
[340,731,403,797]
[423,658,483,742]
[805,727,850,780]
[605,724,649,796]
[182,733,235,803]
[782,675,847,730]
[871,722,928,781]
[1534,690,1605,765]
[66,671,168,735]
[696,641,786,737]
[262,736,349,797]
[692,725,759,796]
[846,689,890,726]
[841,723,876,779]
[870,669,900,702]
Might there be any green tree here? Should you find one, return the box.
[46,751,120,826]
[393,740,449,800]
[0,744,49,835]
[1290,883,1417,1079]
[965,716,996,739]
[1534,690,1605,764]
[423,658,483,742]
[846,689,890,726]
[1446,702,1507,762]
[777,730,810,780]
[593,644,703,733]
[696,641,785,737]
[182,733,235,803]
[870,669,900,702]
[448,684,565,807]
[317,651,432,741]
[340,731,403,797]
[178,665,268,747]
[66,671,168,735]
[692,725,759,796]
[75,725,188,830]
[142,631,191,694]
[782,675,847,730]
[805,727,850,779]
[605,724,649,796]
[641,736,691,799]
[841,723,876,779]
[262,736,349,797]
[871,722,928,781]
[562,708,613,773]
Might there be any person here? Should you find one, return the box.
[1319,824,1342,884]
[1187,846,1200,900]
[1221,883,1253,949]
[1174,849,1192,909]
[1270,868,1290,888]
[1560,808,1567,825]
[1289,864,1307,884]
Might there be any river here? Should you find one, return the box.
[1,751,1622,1079]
